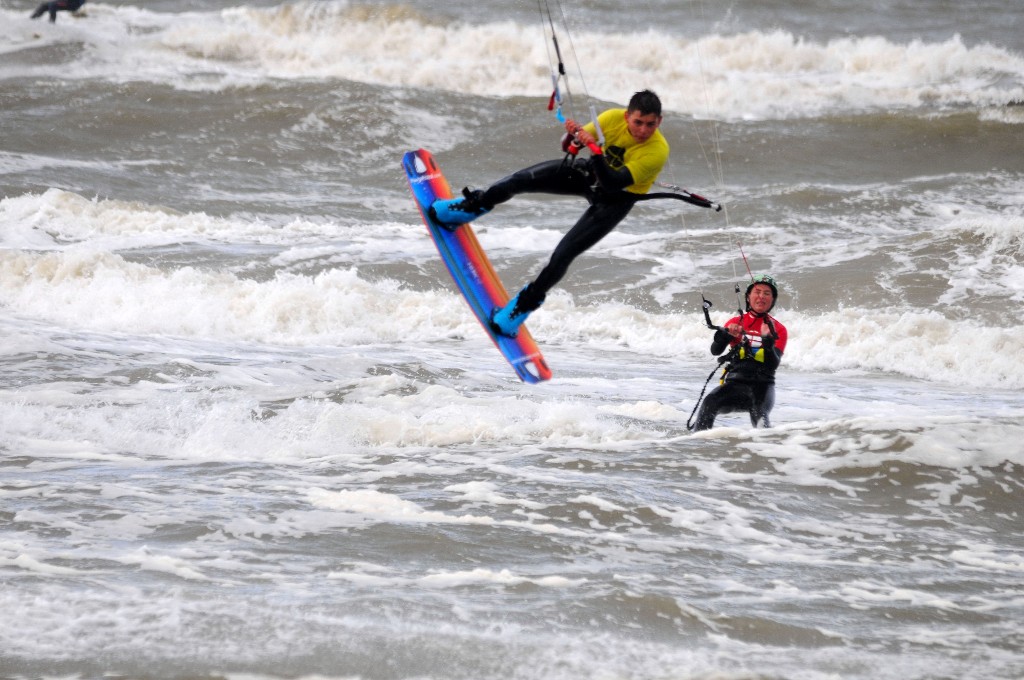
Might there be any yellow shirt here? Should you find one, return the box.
[584,108,669,194]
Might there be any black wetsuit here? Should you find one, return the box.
[476,155,637,312]
[691,312,788,431]
[31,0,85,22]
[473,106,668,313]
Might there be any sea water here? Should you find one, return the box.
[2,1,1023,678]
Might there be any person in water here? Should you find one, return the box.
[429,89,670,337]
[30,0,86,22]
[690,274,789,431]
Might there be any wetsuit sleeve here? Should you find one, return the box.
[758,333,783,371]
[590,154,634,192]
[710,329,732,355]
[711,316,741,355]
[756,316,786,371]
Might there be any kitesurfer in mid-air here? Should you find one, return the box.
[429,89,670,337]
[690,274,789,431]
[30,0,86,22]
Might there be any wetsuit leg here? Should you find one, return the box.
[523,199,634,307]
[691,387,720,431]
[692,384,736,431]
[479,158,591,208]
[748,384,776,428]
[30,2,51,19]
[478,157,631,311]
[692,383,757,431]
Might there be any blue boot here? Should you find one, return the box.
[429,188,490,228]
[489,289,543,338]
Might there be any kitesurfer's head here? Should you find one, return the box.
[745,274,778,314]
[628,90,662,117]
[625,89,663,143]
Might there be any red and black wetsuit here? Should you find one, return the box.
[692,311,789,430]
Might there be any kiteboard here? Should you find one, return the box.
[401,148,552,384]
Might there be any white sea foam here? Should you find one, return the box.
[2,3,1021,119]
[934,208,1024,305]
[0,189,431,254]
[2,201,1024,391]
[4,238,1015,391]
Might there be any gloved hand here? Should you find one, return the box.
[560,132,582,155]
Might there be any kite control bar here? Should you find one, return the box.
[562,134,603,157]
[568,129,603,156]
[550,102,603,156]
[652,182,722,211]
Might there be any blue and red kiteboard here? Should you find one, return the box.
[402,149,552,384]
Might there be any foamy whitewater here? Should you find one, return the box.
[1,1,1023,678]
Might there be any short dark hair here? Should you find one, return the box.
[627,90,662,117]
